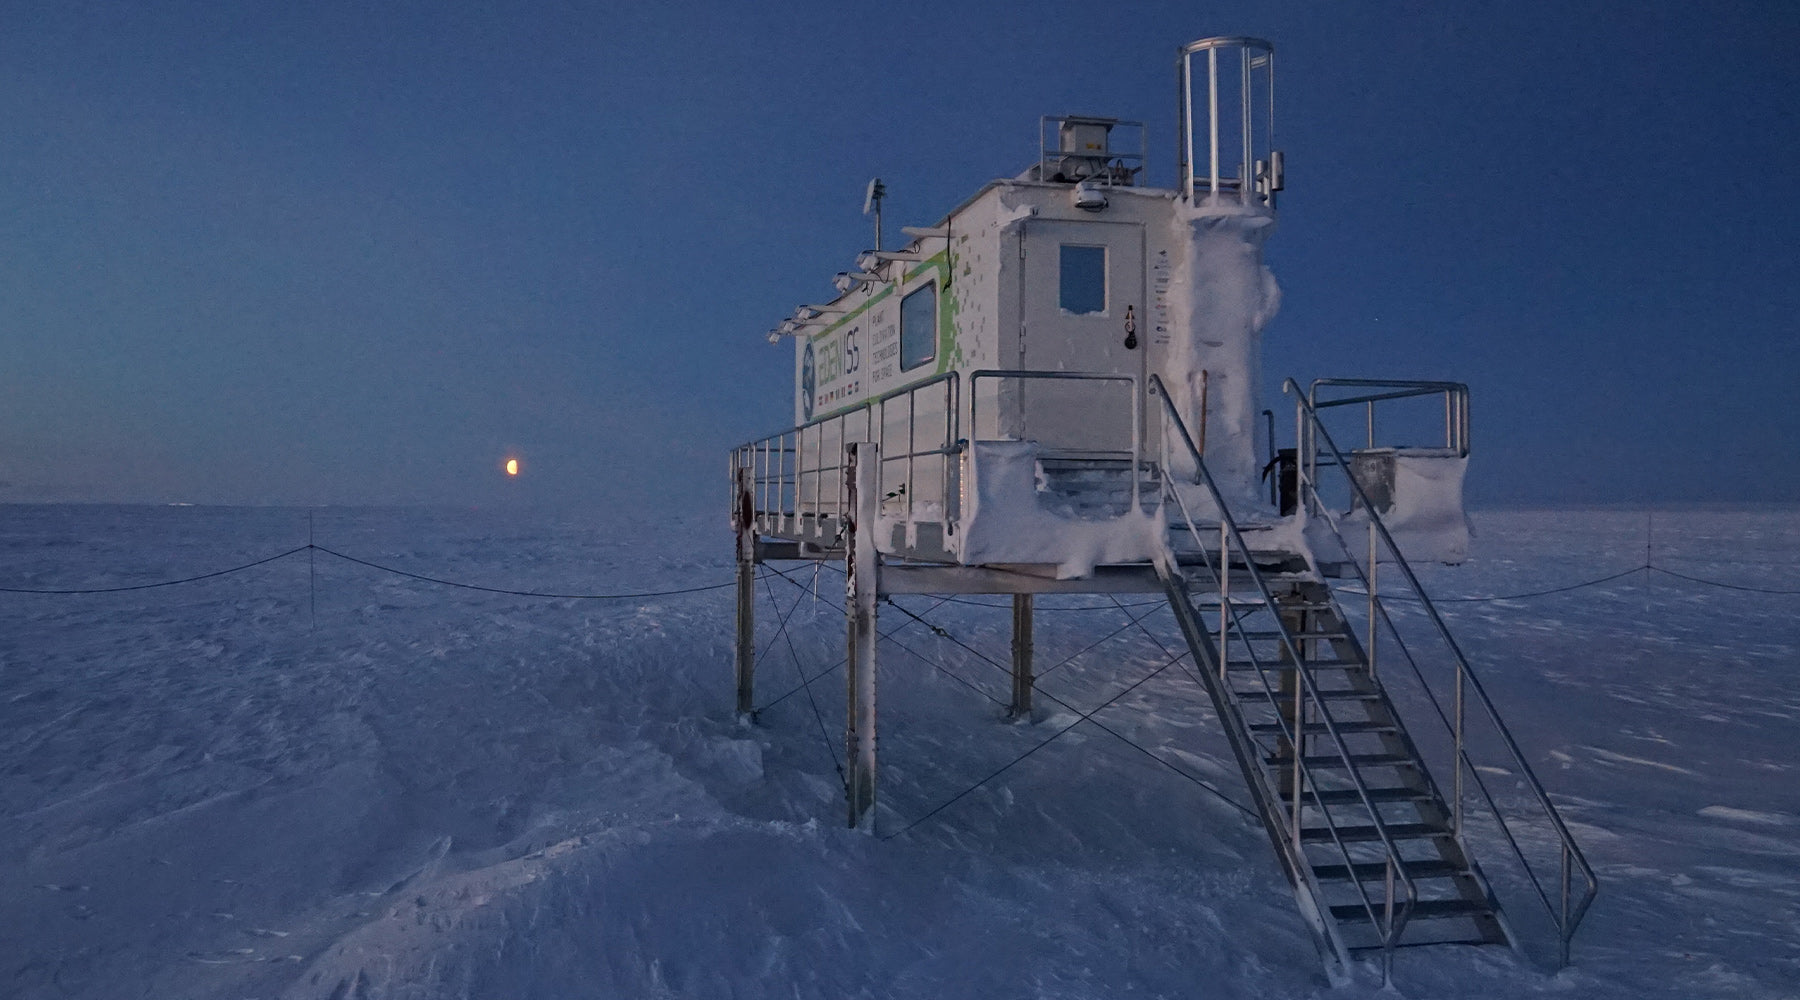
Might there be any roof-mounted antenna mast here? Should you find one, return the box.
[863,177,886,251]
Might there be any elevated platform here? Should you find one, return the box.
[729,378,1593,980]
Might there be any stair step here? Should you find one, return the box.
[1237,629,1352,642]
[1235,687,1380,703]
[1313,858,1464,882]
[1301,786,1432,806]
[1331,898,1491,924]
[1299,821,1447,844]
[1228,659,1362,672]
[1248,720,1395,736]
[1193,599,1335,612]
[1342,926,1496,951]
[1269,752,1417,769]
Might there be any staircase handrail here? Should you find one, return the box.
[1283,377,1598,965]
[1306,378,1469,458]
[1149,374,1419,962]
[1291,462,1564,948]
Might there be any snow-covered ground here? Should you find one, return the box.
[2,504,1796,999]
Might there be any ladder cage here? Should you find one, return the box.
[1178,37,1278,206]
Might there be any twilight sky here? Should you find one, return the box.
[2,1,1796,510]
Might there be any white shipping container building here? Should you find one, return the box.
[730,38,1593,980]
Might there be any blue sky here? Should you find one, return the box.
[2,1,1795,509]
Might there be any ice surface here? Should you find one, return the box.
[2,503,1797,998]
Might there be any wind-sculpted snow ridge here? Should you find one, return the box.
[1,504,1797,998]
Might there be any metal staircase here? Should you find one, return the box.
[1160,569,1509,966]
[1146,375,1595,976]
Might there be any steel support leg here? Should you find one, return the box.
[733,465,757,718]
[1010,593,1034,718]
[845,443,879,830]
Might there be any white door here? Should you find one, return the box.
[1018,220,1145,457]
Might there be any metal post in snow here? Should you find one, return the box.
[734,462,757,717]
[845,442,880,830]
[1011,594,1035,718]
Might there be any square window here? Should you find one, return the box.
[1059,244,1106,315]
[900,283,937,371]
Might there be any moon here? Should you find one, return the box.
[505,458,520,476]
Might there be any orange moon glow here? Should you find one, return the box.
[505,458,520,476]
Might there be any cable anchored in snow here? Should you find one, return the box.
[757,567,845,784]
[310,546,736,600]
[881,651,1191,841]
[1649,566,1800,595]
[1338,565,1652,603]
[0,546,312,594]
[880,597,1259,822]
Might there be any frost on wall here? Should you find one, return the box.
[1161,201,1281,512]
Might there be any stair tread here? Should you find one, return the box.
[1313,858,1466,882]
[1331,898,1493,923]
[1190,597,1334,609]
[1266,752,1416,768]
[1301,786,1433,806]
[1300,821,1448,844]
[1237,629,1352,641]
[1235,687,1380,702]
[1317,856,1468,877]
[1227,659,1363,671]
[1248,720,1395,736]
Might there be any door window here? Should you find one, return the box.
[1059,244,1107,315]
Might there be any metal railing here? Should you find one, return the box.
[731,372,961,546]
[1149,375,1417,968]
[1284,378,1597,966]
[732,367,1146,551]
[1302,379,1469,508]
[1037,115,1147,187]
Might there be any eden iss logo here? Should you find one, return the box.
[801,340,817,421]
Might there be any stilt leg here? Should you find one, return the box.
[733,465,757,718]
[845,443,880,829]
[1010,593,1034,718]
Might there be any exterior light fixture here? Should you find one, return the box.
[1073,179,1109,211]
[833,271,884,293]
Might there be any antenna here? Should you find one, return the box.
[863,177,886,251]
